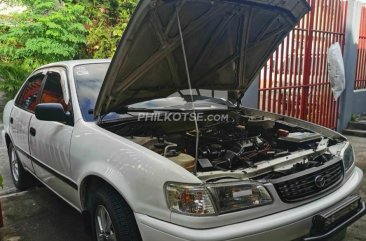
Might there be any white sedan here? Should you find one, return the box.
[2,0,365,240]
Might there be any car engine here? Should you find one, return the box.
[102,111,337,180]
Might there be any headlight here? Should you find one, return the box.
[165,182,273,216]
[207,182,272,214]
[165,183,216,216]
[342,144,355,171]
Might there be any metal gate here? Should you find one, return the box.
[258,0,348,129]
[355,6,366,90]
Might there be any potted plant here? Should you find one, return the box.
[0,175,3,227]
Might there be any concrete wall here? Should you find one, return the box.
[338,0,364,131]
[352,90,366,115]
[241,76,259,109]
[350,1,366,117]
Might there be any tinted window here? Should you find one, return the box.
[16,73,45,112]
[73,63,230,122]
[40,72,68,111]
[73,63,109,121]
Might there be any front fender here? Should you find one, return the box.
[71,121,200,223]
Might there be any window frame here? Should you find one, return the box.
[39,68,70,106]
[38,67,74,126]
[15,70,48,113]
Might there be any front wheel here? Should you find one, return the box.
[88,185,142,241]
[8,142,34,190]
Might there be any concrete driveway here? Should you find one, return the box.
[0,189,90,241]
[0,134,365,241]
[0,127,91,241]
[344,136,366,241]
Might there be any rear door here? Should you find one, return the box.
[9,71,46,172]
[29,68,78,205]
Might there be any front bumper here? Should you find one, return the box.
[136,167,364,241]
[304,198,366,241]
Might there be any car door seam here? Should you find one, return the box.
[13,144,78,190]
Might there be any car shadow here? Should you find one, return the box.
[0,187,91,241]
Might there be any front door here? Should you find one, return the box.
[29,68,78,206]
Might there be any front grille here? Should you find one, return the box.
[274,160,344,203]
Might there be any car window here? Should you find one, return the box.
[73,63,109,121]
[16,73,45,112]
[40,71,68,111]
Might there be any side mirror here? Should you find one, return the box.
[35,103,72,124]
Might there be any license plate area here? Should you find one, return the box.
[310,195,362,235]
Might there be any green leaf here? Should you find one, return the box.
[0,0,139,97]
[0,175,3,189]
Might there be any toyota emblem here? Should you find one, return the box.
[315,175,326,188]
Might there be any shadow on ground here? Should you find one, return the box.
[0,188,91,241]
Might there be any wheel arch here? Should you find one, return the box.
[5,133,11,150]
[79,174,139,235]
[79,174,133,212]
[80,174,143,240]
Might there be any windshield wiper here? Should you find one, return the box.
[117,105,235,114]
[117,106,181,113]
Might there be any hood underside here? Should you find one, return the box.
[94,0,310,118]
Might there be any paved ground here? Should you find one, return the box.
[0,127,91,241]
[0,189,90,241]
[343,136,366,241]
[0,134,365,241]
[0,128,17,196]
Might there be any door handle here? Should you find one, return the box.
[10,117,13,124]
[30,127,36,137]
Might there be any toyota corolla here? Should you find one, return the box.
[2,0,365,240]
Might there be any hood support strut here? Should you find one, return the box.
[176,7,200,175]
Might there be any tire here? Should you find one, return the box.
[87,185,142,241]
[8,142,35,191]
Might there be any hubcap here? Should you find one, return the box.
[95,205,116,241]
[11,148,19,182]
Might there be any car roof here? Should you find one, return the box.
[35,59,111,71]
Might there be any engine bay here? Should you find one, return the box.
[101,110,341,181]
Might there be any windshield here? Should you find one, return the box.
[73,63,109,121]
[73,63,231,122]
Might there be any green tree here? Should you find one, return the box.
[76,0,138,58]
[0,0,138,98]
[0,0,88,71]
[0,64,28,99]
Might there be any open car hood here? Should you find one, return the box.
[94,0,310,118]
